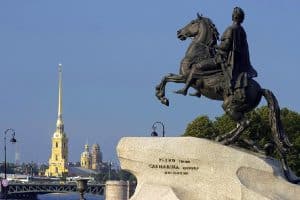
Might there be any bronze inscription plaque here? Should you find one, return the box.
[148,158,199,175]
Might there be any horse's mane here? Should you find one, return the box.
[202,17,219,45]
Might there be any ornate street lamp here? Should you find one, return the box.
[151,121,165,137]
[76,178,88,200]
[4,128,17,179]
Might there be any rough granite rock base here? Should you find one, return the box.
[117,137,300,200]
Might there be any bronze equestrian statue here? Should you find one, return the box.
[155,7,299,184]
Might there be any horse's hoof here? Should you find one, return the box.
[161,98,169,106]
[221,140,230,145]
[264,143,274,156]
[215,136,222,142]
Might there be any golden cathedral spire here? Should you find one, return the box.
[45,63,69,177]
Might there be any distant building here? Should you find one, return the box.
[91,144,102,170]
[81,144,92,169]
[80,143,103,170]
[45,64,68,177]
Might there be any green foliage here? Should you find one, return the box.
[183,116,217,139]
[213,114,235,135]
[183,106,300,176]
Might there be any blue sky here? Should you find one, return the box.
[0,1,299,165]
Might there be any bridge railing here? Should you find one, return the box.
[6,182,105,195]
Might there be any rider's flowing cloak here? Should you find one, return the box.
[221,23,257,88]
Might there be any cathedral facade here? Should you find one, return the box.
[80,143,102,170]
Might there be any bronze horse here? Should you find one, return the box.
[155,14,299,183]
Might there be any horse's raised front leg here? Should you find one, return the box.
[155,73,186,106]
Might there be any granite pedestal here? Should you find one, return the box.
[117,137,300,200]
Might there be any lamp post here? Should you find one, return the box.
[151,121,165,137]
[108,161,113,180]
[4,128,17,180]
[76,178,88,200]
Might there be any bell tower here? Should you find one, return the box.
[81,144,92,169]
[46,64,69,177]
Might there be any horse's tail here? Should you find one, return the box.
[261,89,292,151]
[261,89,300,184]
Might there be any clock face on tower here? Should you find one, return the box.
[54,132,59,138]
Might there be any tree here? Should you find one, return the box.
[213,114,236,136]
[184,116,217,139]
[183,106,300,176]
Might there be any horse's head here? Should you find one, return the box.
[177,13,219,46]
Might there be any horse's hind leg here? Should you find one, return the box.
[221,118,250,145]
[215,126,239,142]
[239,138,263,153]
[215,116,250,145]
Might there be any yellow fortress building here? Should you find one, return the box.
[45,64,69,177]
